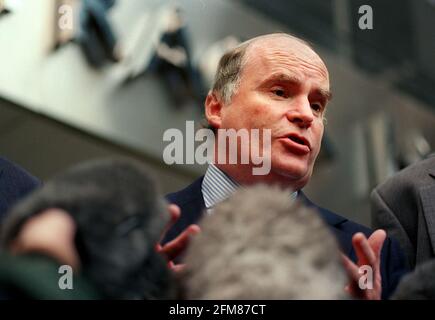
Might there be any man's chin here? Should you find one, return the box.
[268,166,312,189]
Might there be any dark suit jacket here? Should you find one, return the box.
[0,157,41,223]
[371,155,435,270]
[165,177,408,299]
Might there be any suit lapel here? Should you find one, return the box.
[298,191,353,257]
[297,191,347,226]
[420,168,435,255]
[164,177,206,244]
[178,190,206,228]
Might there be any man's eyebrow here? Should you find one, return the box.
[262,73,302,85]
[315,88,333,102]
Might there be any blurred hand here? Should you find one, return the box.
[341,229,386,300]
[155,204,200,273]
[10,208,80,270]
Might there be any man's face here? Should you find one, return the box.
[216,36,330,189]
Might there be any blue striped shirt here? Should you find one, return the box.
[201,164,297,211]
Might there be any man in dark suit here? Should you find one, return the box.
[159,33,408,299]
[0,157,40,223]
[372,155,435,270]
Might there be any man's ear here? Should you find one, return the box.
[204,91,224,130]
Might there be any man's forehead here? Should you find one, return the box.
[243,36,329,87]
[244,35,329,79]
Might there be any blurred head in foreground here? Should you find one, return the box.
[181,185,348,299]
[1,158,174,299]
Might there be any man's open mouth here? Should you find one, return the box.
[287,134,310,149]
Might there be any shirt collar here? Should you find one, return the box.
[201,164,239,209]
[201,164,298,210]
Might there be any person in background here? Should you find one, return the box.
[372,154,435,270]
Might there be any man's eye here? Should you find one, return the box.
[272,89,286,97]
[311,103,322,113]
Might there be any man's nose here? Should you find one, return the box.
[286,99,314,129]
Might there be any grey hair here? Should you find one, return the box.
[211,40,251,104]
[181,184,349,300]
